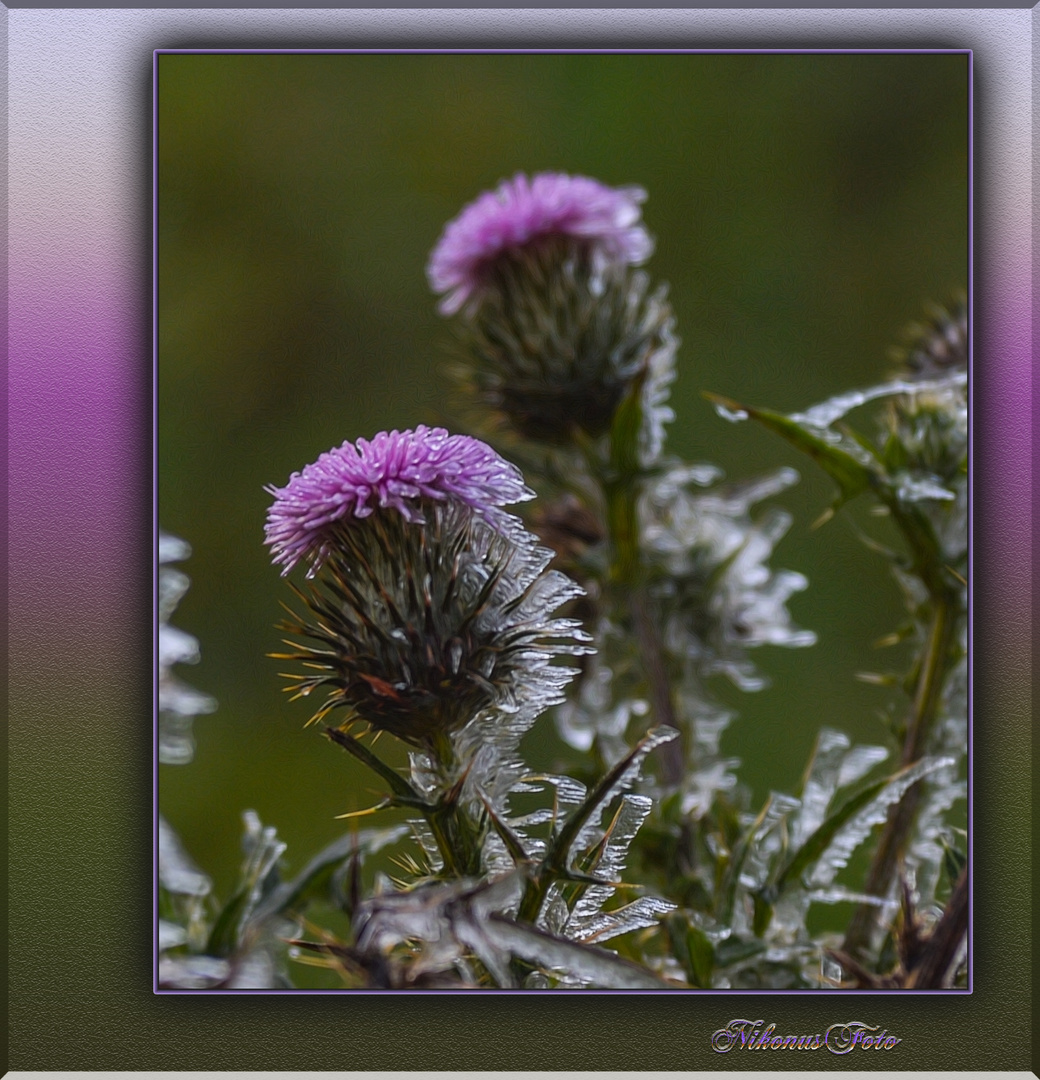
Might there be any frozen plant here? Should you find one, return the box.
[264,426,688,986]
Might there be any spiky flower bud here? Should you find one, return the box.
[455,239,677,451]
[881,296,968,569]
[429,174,676,458]
[888,294,967,378]
[266,431,589,751]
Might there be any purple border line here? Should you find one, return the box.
[153,45,973,997]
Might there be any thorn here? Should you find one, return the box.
[810,506,835,531]
[945,564,967,586]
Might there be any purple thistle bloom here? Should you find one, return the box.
[427,172,654,315]
[265,425,533,574]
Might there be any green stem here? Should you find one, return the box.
[841,591,958,960]
[423,729,486,879]
[426,802,480,878]
[604,474,685,785]
[323,726,422,803]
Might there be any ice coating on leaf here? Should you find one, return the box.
[158,532,217,765]
[255,824,413,925]
[894,472,958,503]
[782,729,889,863]
[552,793,677,947]
[570,793,654,923]
[905,742,967,903]
[637,283,679,465]
[479,914,672,989]
[159,815,211,897]
[158,814,292,990]
[790,371,967,430]
[807,756,955,888]
[225,949,280,989]
[837,744,891,789]
[159,531,191,564]
[564,895,678,946]
[555,637,649,765]
[158,954,231,989]
[712,402,749,423]
[807,886,900,912]
[739,793,802,894]
[158,920,188,952]
[346,874,530,987]
[789,728,853,849]
[240,810,288,903]
[641,465,815,693]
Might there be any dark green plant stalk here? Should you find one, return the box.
[324,725,485,879]
[585,374,685,783]
[840,591,958,958]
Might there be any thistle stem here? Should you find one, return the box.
[904,864,968,988]
[841,591,958,959]
[631,589,684,784]
[604,474,685,785]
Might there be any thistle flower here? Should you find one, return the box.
[427,172,653,316]
[267,432,589,751]
[264,426,532,575]
[431,175,675,454]
[274,500,587,750]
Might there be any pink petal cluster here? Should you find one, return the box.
[265,426,533,574]
[427,172,654,314]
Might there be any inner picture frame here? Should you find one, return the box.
[155,48,970,996]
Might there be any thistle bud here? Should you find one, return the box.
[429,173,675,457]
[880,297,968,570]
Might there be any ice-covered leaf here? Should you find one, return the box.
[158,531,217,766]
[207,811,287,957]
[837,744,890,788]
[774,756,955,894]
[253,824,410,923]
[158,816,211,898]
[703,392,877,505]
[548,727,678,875]
[158,919,188,952]
[568,895,676,945]
[480,914,673,989]
[790,372,966,430]
[158,954,230,989]
[791,728,851,848]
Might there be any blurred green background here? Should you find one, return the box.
[157,52,968,943]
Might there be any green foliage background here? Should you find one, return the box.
[157,52,968,938]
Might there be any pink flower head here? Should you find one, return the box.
[427,172,654,315]
[265,426,533,574]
